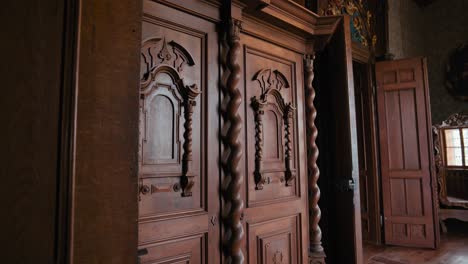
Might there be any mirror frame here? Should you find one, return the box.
[433,113,468,208]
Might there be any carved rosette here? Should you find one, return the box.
[304,54,325,262]
[222,19,245,264]
[139,37,200,198]
[251,68,296,189]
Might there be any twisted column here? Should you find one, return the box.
[252,100,265,190]
[304,54,325,263]
[222,19,244,264]
[181,99,195,197]
[284,104,296,186]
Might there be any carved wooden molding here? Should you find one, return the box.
[304,54,325,262]
[440,113,468,127]
[433,113,468,209]
[221,18,245,264]
[251,68,296,190]
[139,37,200,197]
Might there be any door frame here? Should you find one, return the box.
[65,0,142,263]
[351,42,383,245]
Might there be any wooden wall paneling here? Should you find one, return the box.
[138,1,222,263]
[239,29,306,263]
[237,2,342,264]
[71,0,142,263]
[2,0,69,262]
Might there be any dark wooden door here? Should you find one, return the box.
[137,1,220,263]
[376,58,438,248]
[240,32,309,263]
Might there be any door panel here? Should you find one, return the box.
[138,1,219,263]
[241,33,309,263]
[376,58,438,248]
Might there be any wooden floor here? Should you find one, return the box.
[364,220,468,264]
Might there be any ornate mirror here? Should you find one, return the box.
[433,113,468,231]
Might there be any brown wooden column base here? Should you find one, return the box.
[309,251,326,264]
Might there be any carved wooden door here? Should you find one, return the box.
[376,57,438,248]
[137,1,220,263]
[240,33,309,263]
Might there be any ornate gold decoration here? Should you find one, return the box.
[321,0,377,50]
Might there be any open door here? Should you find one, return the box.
[376,57,439,248]
[316,16,363,264]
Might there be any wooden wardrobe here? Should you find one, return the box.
[137,1,359,263]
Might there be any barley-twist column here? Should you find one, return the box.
[305,53,325,264]
[222,19,244,264]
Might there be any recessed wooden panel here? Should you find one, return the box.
[399,89,421,170]
[384,88,422,170]
[399,69,415,82]
[263,109,282,160]
[139,2,220,263]
[139,234,205,264]
[247,215,300,264]
[139,15,205,217]
[383,71,397,84]
[143,88,180,165]
[385,91,404,170]
[244,46,299,205]
[410,224,426,240]
[241,28,309,262]
[406,179,424,217]
[390,179,407,216]
[392,224,408,240]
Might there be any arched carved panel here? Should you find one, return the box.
[139,37,200,198]
[251,68,296,190]
[143,93,179,163]
[263,109,281,160]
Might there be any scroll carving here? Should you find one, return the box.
[221,19,245,264]
[140,37,200,197]
[304,54,325,263]
[251,68,296,190]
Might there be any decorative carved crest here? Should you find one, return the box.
[251,68,296,190]
[139,37,200,198]
[140,37,195,88]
